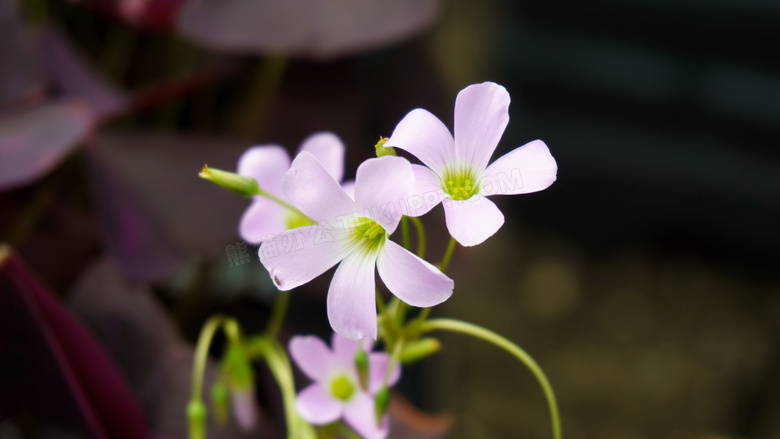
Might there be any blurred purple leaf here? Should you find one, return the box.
[69,258,275,438]
[0,0,45,108]
[0,100,93,190]
[176,0,442,59]
[86,133,249,281]
[0,245,148,439]
[36,26,127,120]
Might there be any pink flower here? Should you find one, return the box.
[386,82,558,247]
[289,334,400,439]
[259,153,453,340]
[238,132,354,244]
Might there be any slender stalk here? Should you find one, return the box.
[249,337,301,439]
[265,291,291,339]
[438,237,457,272]
[401,217,410,250]
[190,316,226,401]
[257,188,302,214]
[421,318,562,439]
[375,290,386,314]
[409,217,426,258]
[384,337,404,386]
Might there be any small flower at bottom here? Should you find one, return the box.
[290,334,401,439]
[259,152,453,340]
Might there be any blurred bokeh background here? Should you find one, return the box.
[1,0,779,438]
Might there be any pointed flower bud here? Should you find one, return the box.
[210,381,230,426]
[354,347,369,391]
[374,387,391,426]
[199,164,260,197]
[222,345,257,431]
[400,337,441,364]
[374,136,396,157]
[186,399,207,439]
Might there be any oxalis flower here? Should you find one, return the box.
[386,82,558,247]
[238,132,354,244]
[290,334,400,439]
[259,153,453,340]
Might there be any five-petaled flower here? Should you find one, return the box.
[259,153,454,340]
[386,81,558,247]
[289,334,401,439]
[237,131,354,244]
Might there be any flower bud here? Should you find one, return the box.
[186,399,207,439]
[223,345,257,431]
[374,387,391,426]
[210,382,230,426]
[199,164,260,197]
[374,136,396,157]
[400,337,441,364]
[354,348,370,390]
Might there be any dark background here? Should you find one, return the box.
[1,0,779,438]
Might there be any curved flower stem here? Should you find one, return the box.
[409,217,426,258]
[401,217,411,250]
[384,337,405,386]
[265,291,291,339]
[375,290,386,314]
[191,316,227,403]
[438,237,458,272]
[420,318,562,439]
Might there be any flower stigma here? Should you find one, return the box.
[441,166,480,201]
[350,217,387,253]
[330,375,356,401]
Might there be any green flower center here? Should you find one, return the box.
[285,210,316,230]
[441,167,480,201]
[330,375,355,401]
[350,217,387,253]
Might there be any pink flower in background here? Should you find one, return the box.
[238,132,353,244]
[289,334,400,439]
[260,153,453,340]
[386,82,558,247]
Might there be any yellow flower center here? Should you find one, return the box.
[330,375,355,401]
[441,166,480,201]
[350,217,387,253]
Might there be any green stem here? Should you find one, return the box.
[265,291,291,339]
[438,237,457,272]
[421,318,561,439]
[257,187,303,215]
[191,316,226,402]
[401,217,410,250]
[375,290,386,314]
[232,55,288,139]
[409,217,426,258]
[384,337,404,386]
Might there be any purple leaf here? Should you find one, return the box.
[86,132,249,281]
[0,100,94,190]
[0,0,45,107]
[176,0,442,59]
[36,26,126,121]
[0,245,148,439]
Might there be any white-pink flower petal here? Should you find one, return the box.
[327,252,380,340]
[376,240,453,307]
[354,156,414,234]
[296,384,343,425]
[453,82,510,172]
[237,145,290,197]
[282,151,357,224]
[386,108,453,173]
[298,131,345,182]
[344,392,389,439]
[443,196,505,247]
[402,164,445,217]
[289,335,336,382]
[482,139,558,196]
[239,197,288,244]
[368,353,401,394]
[259,224,352,291]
